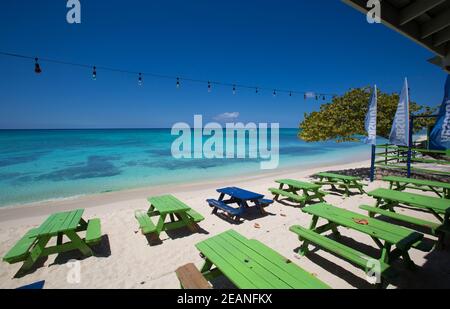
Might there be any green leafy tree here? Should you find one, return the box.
[299,87,436,143]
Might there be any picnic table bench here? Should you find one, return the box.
[194,229,330,289]
[290,203,425,286]
[3,209,102,271]
[314,172,366,196]
[135,195,204,241]
[207,187,273,222]
[382,176,450,199]
[269,179,326,206]
[366,188,450,246]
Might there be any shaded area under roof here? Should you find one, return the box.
[342,0,450,72]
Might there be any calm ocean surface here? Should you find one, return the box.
[0,129,369,207]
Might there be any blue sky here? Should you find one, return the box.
[0,0,447,129]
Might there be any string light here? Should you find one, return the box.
[0,51,339,99]
[322,95,326,101]
[34,58,41,74]
[304,94,307,100]
[273,89,277,97]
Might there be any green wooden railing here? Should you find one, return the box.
[374,144,450,177]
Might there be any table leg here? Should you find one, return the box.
[156,214,167,235]
[298,216,319,256]
[21,235,51,271]
[65,230,93,257]
[178,212,198,233]
[57,233,63,245]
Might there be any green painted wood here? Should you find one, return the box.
[2,229,38,264]
[382,176,450,190]
[134,210,157,234]
[368,189,450,214]
[269,188,306,202]
[289,225,390,274]
[275,179,321,190]
[195,230,329,289]
[359,205,441,231]
[235,239,329,289]
[185,209,205,223]
[85,218,102,244]
[302,203,423,246]
[37,209,84,236]
[315,172,361,181]
[148,195,191,215]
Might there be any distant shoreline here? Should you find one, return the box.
[0,156,370,223]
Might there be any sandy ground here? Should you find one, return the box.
[0,160,449,289]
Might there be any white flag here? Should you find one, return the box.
[389,78,410,146]
[365,85,377,145]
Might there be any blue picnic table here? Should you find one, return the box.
[207,187,273,222]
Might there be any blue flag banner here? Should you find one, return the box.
[365,85,377,145]
[389,78,410,146]
[429,75,450,150]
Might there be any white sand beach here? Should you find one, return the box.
[0,160,449,289]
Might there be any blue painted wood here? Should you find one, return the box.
[16,280,45,289]
[216,187,264,201]
[206,199,242,216]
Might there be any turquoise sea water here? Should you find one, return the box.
[0,129,370,207]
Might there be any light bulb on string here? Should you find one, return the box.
[304,94,307,100]
[34,58,42,74]
[273,89,277,97]
[289,92,292,97]
[322,95,326,101]
[138,73,143,86]
[255,87,258,94]
[176,77,180,89]
[92,66,97,80]
[232,85,236,95]
[208,81,211,93]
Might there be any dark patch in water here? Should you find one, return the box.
[146,148,172,157]
[0,151,50,167]
[36,155,121,181]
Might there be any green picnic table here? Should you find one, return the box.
[3,209,102,272]
[365,188,450,246]
[195,229,330,289]
[135,195,205,242]
[314,172,365,196]
[382,176,450,199]
[290,203,425,285]
[269,179,326,206]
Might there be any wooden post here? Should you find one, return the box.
[407,116,414,178]
[370,144,376,182]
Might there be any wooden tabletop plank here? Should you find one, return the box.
[216,187,264,201]
[222,231,328,288]
[148,195,191,214]
[196,238,268,289]
[64,209,84,231]
[382,176,450,189]
[302,203,423,245]
[206,234,285,288]
[275,179,321,190]
[315,172,361,181]
[196,230,330,289]
[368,188,450,213]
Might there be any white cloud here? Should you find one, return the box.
[213,112,240,122]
